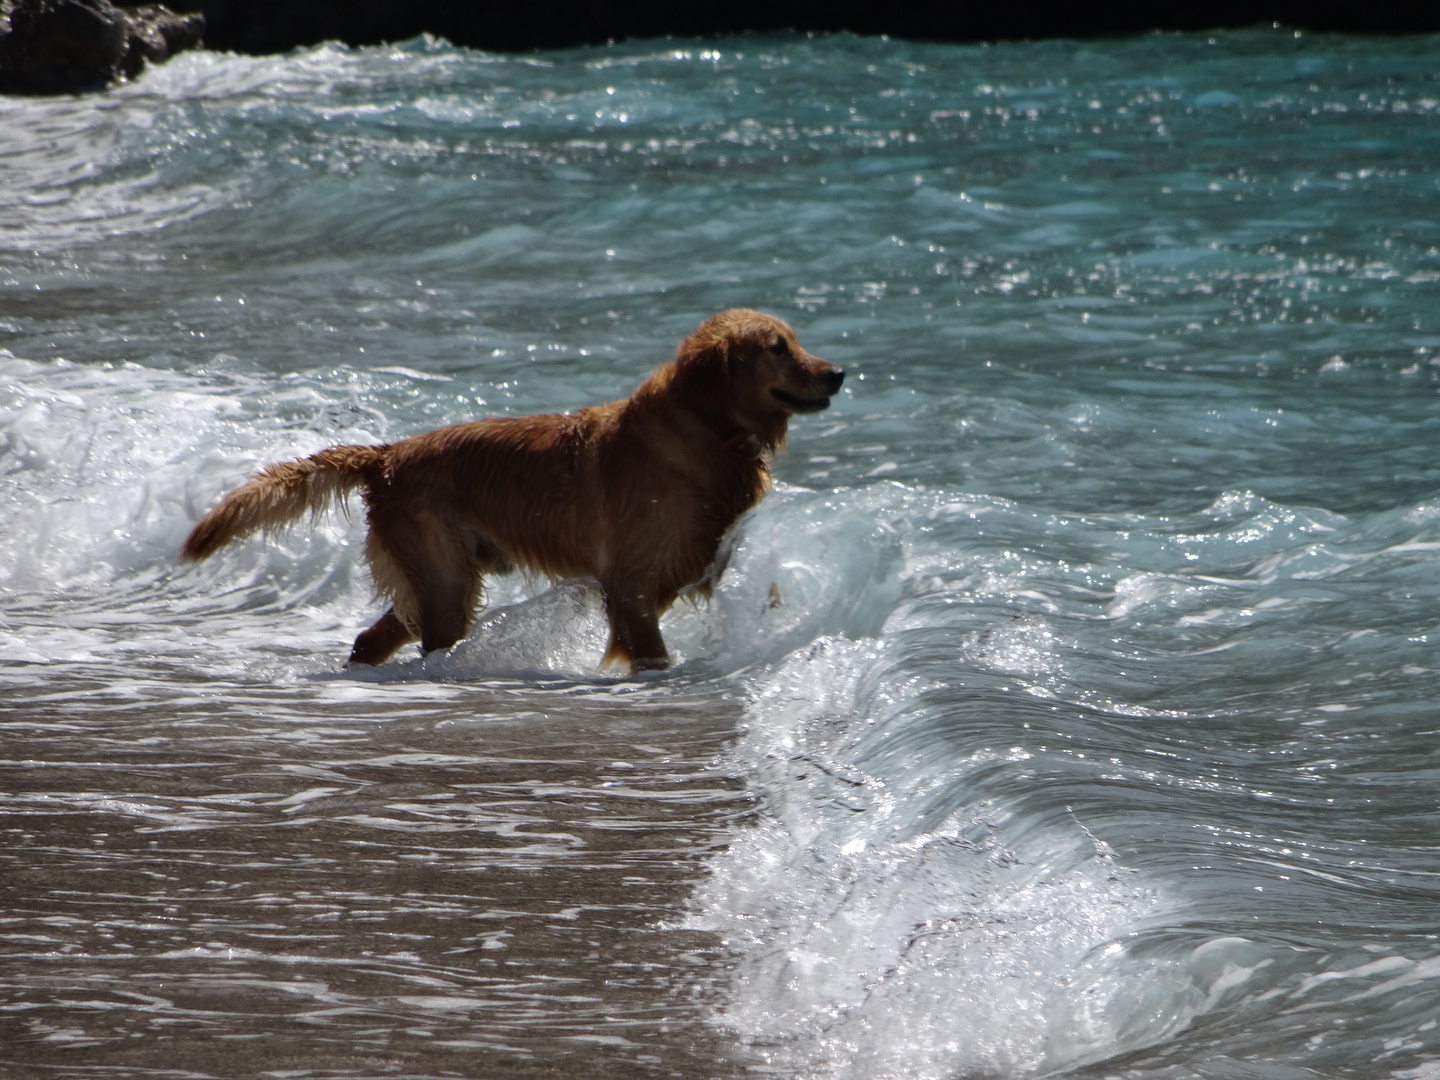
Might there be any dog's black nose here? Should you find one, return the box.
[825,369,845,395]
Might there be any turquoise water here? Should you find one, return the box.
[3,27,1440,1079]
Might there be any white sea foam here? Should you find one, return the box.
[686,637,1192,1078]
[0,355,386,674]
[0,355,379,590]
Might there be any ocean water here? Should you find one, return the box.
[3,25,1440,1080]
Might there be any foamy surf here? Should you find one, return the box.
[683,637,1163,1078]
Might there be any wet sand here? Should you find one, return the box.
[0,667,756,1078]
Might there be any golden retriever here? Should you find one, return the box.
[181,309,844,674]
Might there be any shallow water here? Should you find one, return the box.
[3,26,1440,1080]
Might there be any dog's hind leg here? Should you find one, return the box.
[414,581,475,655]
[601,589,669,674]
[349,608,417,666]
[364,514,483,659]
[407,523,489,656]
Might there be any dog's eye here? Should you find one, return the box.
[768,339,789,355]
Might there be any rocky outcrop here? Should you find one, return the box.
[0,0,203,94]
[118,3,204,80]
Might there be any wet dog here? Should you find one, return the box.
[181,309,844,674]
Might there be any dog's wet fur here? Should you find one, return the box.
[181,309,844,674]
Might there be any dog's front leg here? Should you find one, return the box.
[600,590,669,675]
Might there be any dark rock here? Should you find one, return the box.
[117,3,204,79]
[0,0,127,93]
[0,0,203,94]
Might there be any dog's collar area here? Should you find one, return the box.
[717,429,763,455]
[707,417,761,456]
[676,393,764,457]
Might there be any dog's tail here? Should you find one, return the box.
[181,444,385,561]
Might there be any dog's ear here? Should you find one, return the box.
[671,338,733,401]
[677,339,729,377]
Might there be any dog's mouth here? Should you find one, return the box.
[770,388,832,413]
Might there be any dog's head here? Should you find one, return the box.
[670,308,845,450]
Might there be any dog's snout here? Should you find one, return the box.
[824,368,845,395]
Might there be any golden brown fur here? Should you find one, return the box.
[181,309,844,674]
